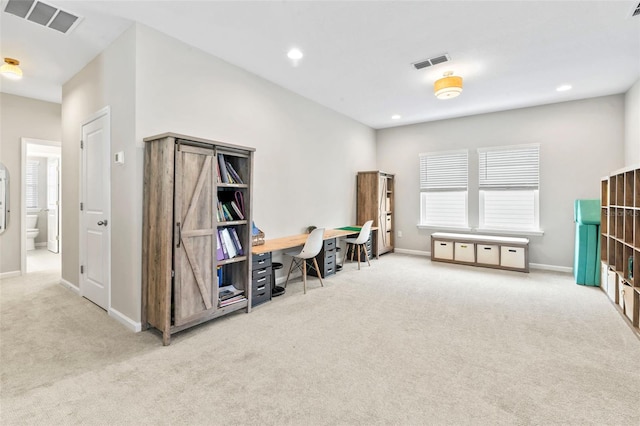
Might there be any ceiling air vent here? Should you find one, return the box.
[633,2,640,17]
[412,54,451,70]
[4,0,81,34]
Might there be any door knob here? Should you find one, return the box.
[97,220,108,226]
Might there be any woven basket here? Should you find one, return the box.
[251,230,265,246]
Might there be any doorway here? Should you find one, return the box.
[21,138,62,274]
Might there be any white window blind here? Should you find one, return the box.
[479,145,539,189]
[419,150,468,228]
[26,160,39,209]
[478,145,540,231]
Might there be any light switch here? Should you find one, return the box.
[114,151,124,164]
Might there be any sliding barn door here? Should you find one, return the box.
[173,144,216,326]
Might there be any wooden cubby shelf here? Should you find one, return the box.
[600,167,640,336]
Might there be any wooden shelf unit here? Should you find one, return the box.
[600,166,640,335]
[142,133,254,345]
[356,171,394,256]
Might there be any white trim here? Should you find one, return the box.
[109,307,142,332]
[475,227,544,237]
[473,228,544,236]
[35,242,47,247]
[21,138,61,276]
[529,263,572,273]
[59,278,80,294]
[417,224,473,232]
[394,248,429,257]
[0,270,21,279]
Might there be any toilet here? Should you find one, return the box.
[26,215,39,251]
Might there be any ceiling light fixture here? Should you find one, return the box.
[391,114,401,120]
[287,48,303,66]
[556,84,572,92]
[0,58,23,80]
[434,71,463,100]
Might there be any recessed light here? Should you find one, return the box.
[556,84,572,92]
[287,48,303,60]
[391,114,401,120]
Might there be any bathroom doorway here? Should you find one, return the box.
[21,138,61,274]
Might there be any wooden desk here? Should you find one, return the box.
[251,229,357,255]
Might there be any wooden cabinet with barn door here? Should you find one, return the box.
[142,133,254,345]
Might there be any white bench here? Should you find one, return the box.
[430,232,529,273]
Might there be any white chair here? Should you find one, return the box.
[342,220,373,270]
[284,228,325,294]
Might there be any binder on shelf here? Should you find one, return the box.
[230,227,244,255]
[216,231,225,261]
[218,154,230,183]
[218,229,229,259]
[221,228,237,258]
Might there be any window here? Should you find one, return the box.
[419,150,468,228]
[478,144,540,231]
[26,160,39,209]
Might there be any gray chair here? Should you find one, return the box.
[284,228,325,294]
[342,220,373,270]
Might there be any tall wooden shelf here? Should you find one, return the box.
[600,166,640,335]
[356,171,394,256]
[142,133,254,345]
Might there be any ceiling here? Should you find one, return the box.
[1,0,639,129]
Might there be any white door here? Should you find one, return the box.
[80,110,110,310]
[47,157,60,253]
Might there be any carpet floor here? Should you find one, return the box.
[1,254,639,425]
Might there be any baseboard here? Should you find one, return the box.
[109,307,142,332]
[529,263,572,273]
[394,248,430,257]
[59,278,80,294]
[0,270,21,279]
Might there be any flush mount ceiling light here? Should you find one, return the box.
[556,84,572,92]
[0,58,23,80]
[434,71,463,100]
[391,114,401,120]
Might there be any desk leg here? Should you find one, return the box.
[302,260,307,294]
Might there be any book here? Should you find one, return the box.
[221,203,235,221]
[218,284,243,300]
[226,162,243,184]
[218,154,229,183]
[219,295,246,307]
[229,227,244,255]
[220,228,237,258]
[230,200,244,220]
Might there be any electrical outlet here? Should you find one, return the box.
[398,230,403,238]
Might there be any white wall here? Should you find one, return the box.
[135,25,376,236]
[376,95,625,269]
[61,24,376,325]
[61,23,137,320]
[0,93,61,275]
[624,78,640,166]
